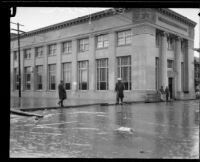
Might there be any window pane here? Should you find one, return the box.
[65,83,70,90]
[96,59,108,90]
[101,69,106,81]
[118,38,125,45]
[104,40,109,47]
[78,61,88,90]
[97,42,103,48]
[118,30,131,45]
[100,82,106,90]
[27,74,31,81]
[117,56,131,90]
[82,70,87,82]
[82,82,87,90]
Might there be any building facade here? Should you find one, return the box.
[10,8,197,101]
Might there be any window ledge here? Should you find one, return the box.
[117,44,131,47]
[35,56,44,59]
[48,54,56,57]
[78,50,89,53]
[96,90,109,92]
[96,47,109,50]
[62,52,72,55]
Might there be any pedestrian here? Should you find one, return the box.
[58,80,66,107]
[165,86,170,101]
[115,78,125,104]
[159,86,165,101]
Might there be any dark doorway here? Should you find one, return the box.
[168,77,173,99]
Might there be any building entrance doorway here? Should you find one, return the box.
[168,77,173,99]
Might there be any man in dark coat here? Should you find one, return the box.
[115,78,125,104]
[58,80,66,107]
[165,86,170,101]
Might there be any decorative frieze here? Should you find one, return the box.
[156,8,196,27]
[158,17,187,32]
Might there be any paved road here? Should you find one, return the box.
[10,100,199,158]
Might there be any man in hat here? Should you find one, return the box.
[115,78,125,104]
[58,80,66,107]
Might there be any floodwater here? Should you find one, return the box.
[10,100,199,158]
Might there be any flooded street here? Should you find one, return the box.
[10,100,199,158]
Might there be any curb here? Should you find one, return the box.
[20,103,107,112]
[16,99,199,112]
[11,109,43,117]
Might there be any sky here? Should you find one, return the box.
[10,7,200,57]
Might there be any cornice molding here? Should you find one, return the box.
[11,8,196,41]
[158,17,188,32]
[11,8,130,41]
[155,8,197,27]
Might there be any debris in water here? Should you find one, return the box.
[115,127,134,134]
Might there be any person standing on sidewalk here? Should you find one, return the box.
[165,86,170,101]
[159,86,165,101]
[115,78,125,104]
[58,80,66,107]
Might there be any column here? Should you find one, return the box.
[175,37,182,92]
[160,32,168,88]
[72,39,78,92]
[108,31,116,90]
[185,40,195,93]
[56,43,62,88]
[89,34,96,90]
[43,45,48,91]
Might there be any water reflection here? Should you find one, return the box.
[10,101,199,158]
[115,105,133,128]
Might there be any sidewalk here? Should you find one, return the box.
[10,96,117,111]
[10,96,198,112]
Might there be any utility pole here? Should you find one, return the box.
[11,22,25,98]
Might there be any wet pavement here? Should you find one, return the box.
[10,99,199,158]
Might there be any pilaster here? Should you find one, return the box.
[56,43,62,89]
[72,39,78,92]
[31,48,36,91]
[108,31,116,90]
[89,34,96,90]
[20,49,24,91]
[43,45,48,91]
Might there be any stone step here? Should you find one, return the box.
[145,93,161,102]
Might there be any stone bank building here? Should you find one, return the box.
[10,8,197,101]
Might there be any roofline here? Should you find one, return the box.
[11,8,197,41]
[156,8,197,27]
[11,8,120,40]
